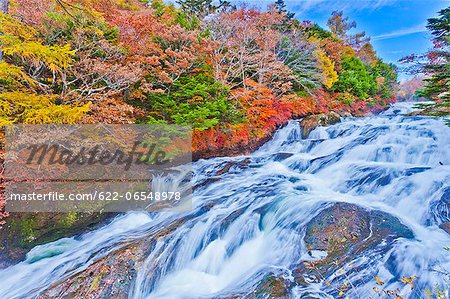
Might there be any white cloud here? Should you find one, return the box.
[389,50,404,54]
[232,0,398,13]
[372,24,427,41]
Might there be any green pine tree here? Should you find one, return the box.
[275,0,295,20]
[417,7,450,115]
[176,0,232,18]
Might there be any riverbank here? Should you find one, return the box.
[193,111,342,160]
[1,102,448,298]
[0,104,392,266]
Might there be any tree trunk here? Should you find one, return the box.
[0,0,8,14]
[0,0,8,61]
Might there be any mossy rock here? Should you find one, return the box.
[38,245,143,299]
[440,222,450,235]
[0,211,115,266]
[37,214,191,297]
[304,202,413,256]
[300,112,341,138]
[253,275,291,298]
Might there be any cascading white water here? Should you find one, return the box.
[0,102,449,299]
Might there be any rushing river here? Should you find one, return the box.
[0,103,449,298]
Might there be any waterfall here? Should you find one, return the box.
[0,102,449,299]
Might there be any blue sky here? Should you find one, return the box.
[231,0,450,80]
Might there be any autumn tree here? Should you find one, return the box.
[176,0,232,18]
[45,9,144,102]
[0,0,7,14]
[207,9,286,89]
[100,1,240,130]
[277,27,321,91]
[0,12,89,125]
[397,76,426,102]
[417,7,450,113]
[207,8,316,95]
[314,49,338,89]
[358,42,379,66]
[320,38,354,73]
[327,11,356,39]
[275,0,294,20]
[302,22,333,40]
[0,0,7,60]
[327,11,370,50]
[1,0,400,149]
[348,31,370,50]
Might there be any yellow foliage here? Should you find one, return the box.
[0,12,38,41]
[115,0,140,10]
[0,61,34,88]
[314,49,338,89]
[0,13,75,71]
[342,45,356,57]
[376,76,385,89]
[0,92,90,125]
[400,276,417,290]
[0,13,88,125]
[374,276,384,285]
[53,0,105,20]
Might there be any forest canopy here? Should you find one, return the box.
[0,0,398,152]
[401,7,450,119]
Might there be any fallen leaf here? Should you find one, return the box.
[375,276,384,285]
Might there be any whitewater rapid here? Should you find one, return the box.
[0,102,449,298]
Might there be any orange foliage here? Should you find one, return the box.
[193,79,294,152]
[280,94,316,117]
[320,38,355,73]
[192,82,395,154]
[8,1,396,158]
[207,8,294,94]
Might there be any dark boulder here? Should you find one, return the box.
[304,202,413,257]
[440,222,450,234]
[248,202,414,298]
[300,112,341,138]
[292,202,414,295]
[0,212,114,268]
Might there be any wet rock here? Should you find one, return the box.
[192,158,252,191]
[405,106,450,117]
[440,222,450,234]
[253,275,291,298]
[272,153,294,162]
[304,202,413,256]
[339,112,353,118]
[193,177,222,191]
[293,202,413,292]
[248,202,414,298]
[405,110,424,117]
[193,158,252,191]
[38,217,189,298]
[38,244,145,299]
[300,112,341,138]
[0,212,115,267]
[216,158,252,176]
